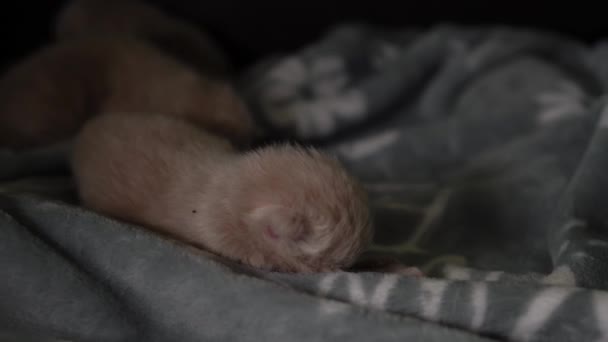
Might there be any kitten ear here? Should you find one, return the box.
[246,204,309,242]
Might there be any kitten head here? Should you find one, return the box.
[223,145,373,272]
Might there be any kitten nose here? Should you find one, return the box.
[265,226,280,240]
[264,218,308,242]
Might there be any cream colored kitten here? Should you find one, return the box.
[0,36,252,149]
[72,112,373,272]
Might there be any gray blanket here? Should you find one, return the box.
[2,25,608,341]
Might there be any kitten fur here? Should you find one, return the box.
[72,112,373,273]
[54,0,232,77]
[1,0,376,273]
[0,36,253,149]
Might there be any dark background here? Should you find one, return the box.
[0,1,605,70]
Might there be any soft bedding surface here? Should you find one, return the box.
[2,25,608,341]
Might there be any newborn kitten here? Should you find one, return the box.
[72,112,373,272]
[0,36,252,149]
[54,0,232,77]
